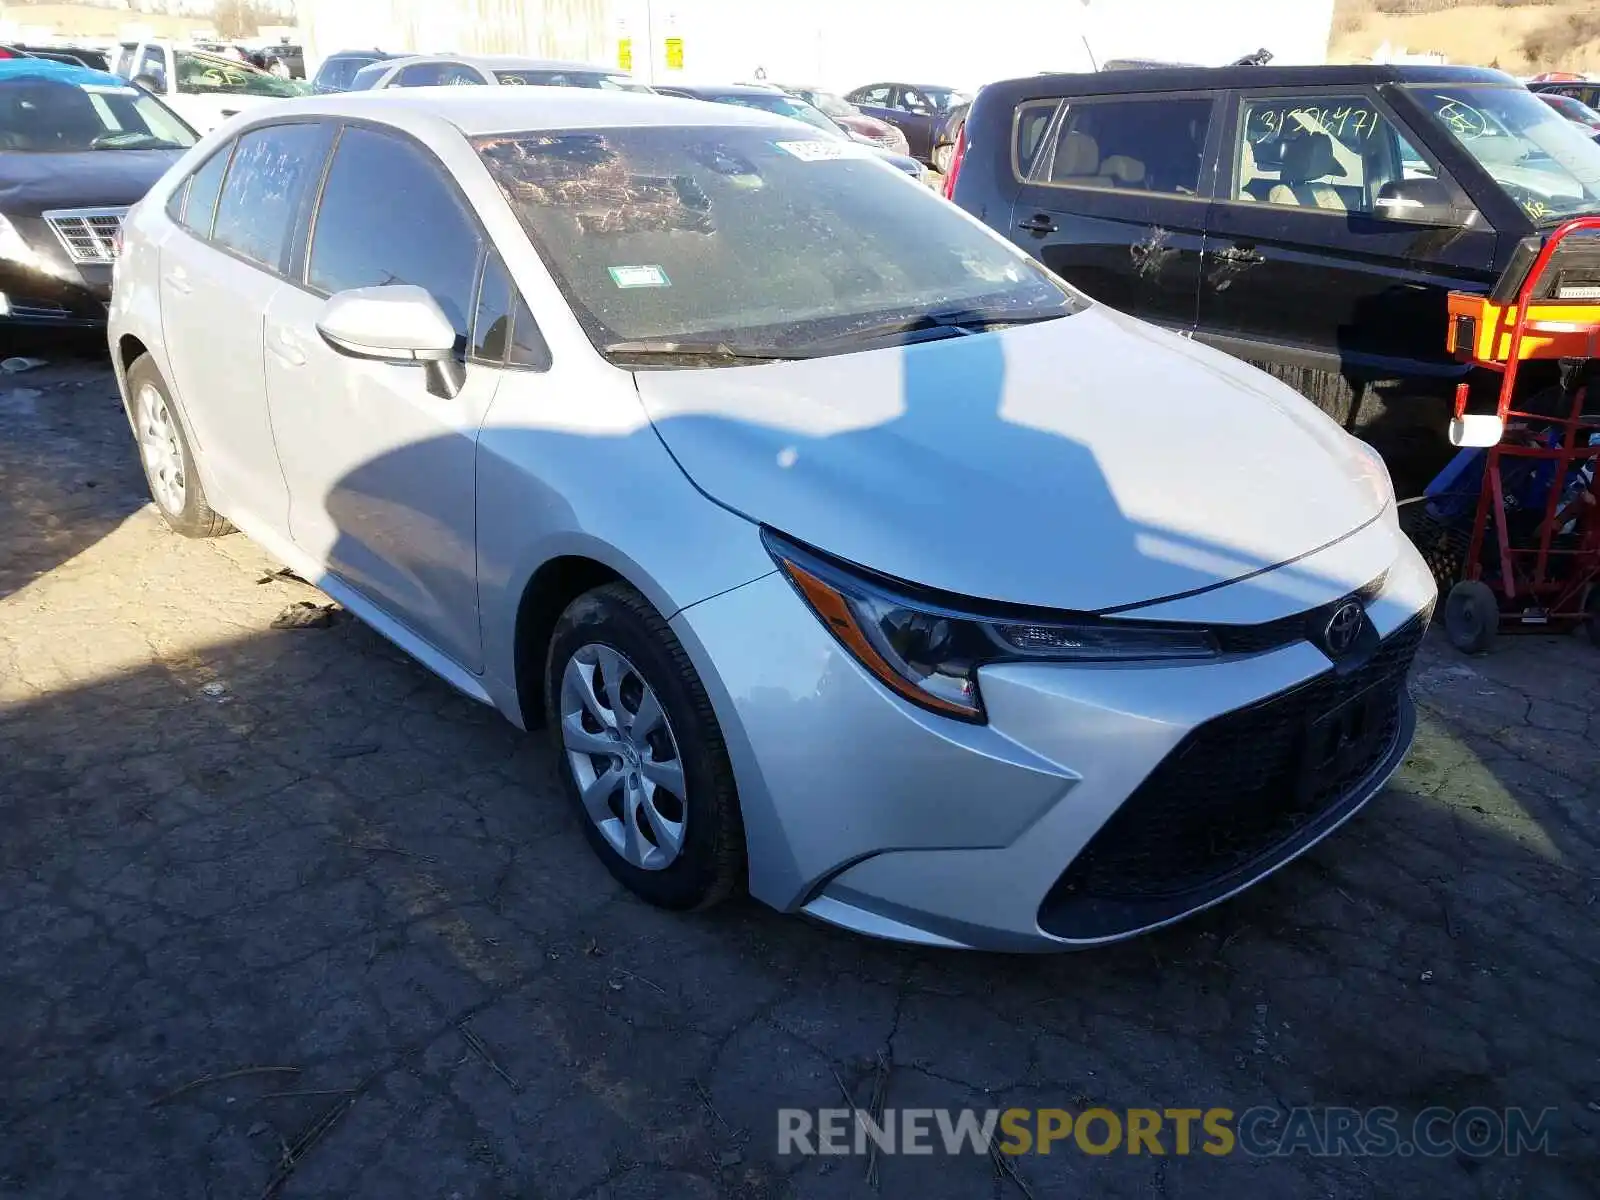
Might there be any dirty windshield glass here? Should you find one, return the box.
[0,75,195,151]
[1409,84,1600,221]
[496,70,652,93]
[176,51,304,98]
[474,126,1076,358]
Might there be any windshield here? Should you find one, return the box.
[797,89,856,118]
[0,75,195,151]
[709,93,840,135]
[175,51,303,97]
[496,69,651,92]
[1410,84,1600,221]
[474,126,1078,360]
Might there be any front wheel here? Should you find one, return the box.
[544,582,745,910]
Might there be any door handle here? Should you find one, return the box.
[164,267,191,295]
[268,327,306,367]
[1215,244,1265,265]
[1017,214,1058,235]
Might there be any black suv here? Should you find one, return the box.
[948,65,1600,447]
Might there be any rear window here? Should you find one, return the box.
[1028,96,1213,196]
[475,125,1077,356]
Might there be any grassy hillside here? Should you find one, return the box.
[1331,0,1600,72]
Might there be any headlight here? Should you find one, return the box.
[1349,437,1397,520]
[765,531,1219,722]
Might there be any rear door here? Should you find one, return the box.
[892,86,942,160]
[1197,86,1497,383]
[847,84,900,130]
[1009,90,1221,331]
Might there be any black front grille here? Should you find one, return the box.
[1210,571,1388,657]
[1039,612,1426,940]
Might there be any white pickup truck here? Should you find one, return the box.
[110,41,303,133]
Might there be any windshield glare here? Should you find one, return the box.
[714,94,840,135]
[496,70,651,92]
[0,76,195,151]
[176,51,304,97]
[475,126,1077,359]
[1411,84,1600,221]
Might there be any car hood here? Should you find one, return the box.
[0,149,182,215]
[633,307,1388,612]
[837,112,897,139]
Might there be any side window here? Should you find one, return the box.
[1235,94,1412,215]
[396,62,447,87]
[173,142,234,238]
[114,44,136,79]
[901,88,932,115]
[1013,100,1061,180]
[508,295,552,371]
[438,64,487,86]
[212,123,331,271]
[136,45,167,89]
[472,252,513,363]
[307,126,483,344]
[859,86,891,107]
[1036,96,1213,196]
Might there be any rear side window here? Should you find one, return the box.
[1032,96,1214,196]
[1013,100,1061,180]
[307,126,483,342]
[175,143,233,238]
[212,122,331,271]
[396,62,484,87]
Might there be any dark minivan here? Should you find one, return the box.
[948,65,1600,450]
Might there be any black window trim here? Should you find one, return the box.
[297,117,553,372]
[468,248,504,367]
[1021,89,1225,204]
[1215,83,1478,224]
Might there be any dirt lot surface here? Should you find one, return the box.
[2,346,1596,1198]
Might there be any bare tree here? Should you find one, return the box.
[215,0,266,40]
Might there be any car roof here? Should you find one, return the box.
[982,62,1514,100]
[661,83,783,98]
[381,54,619,73]
[250,87,808,136]
[0,58,125,88]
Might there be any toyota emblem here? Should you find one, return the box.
[1323,599,1365,658]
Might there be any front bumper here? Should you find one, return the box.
[670,523,1437,951]
[1,214,113,327]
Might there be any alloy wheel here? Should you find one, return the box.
[559,643,687,870]
[134,382,185,515]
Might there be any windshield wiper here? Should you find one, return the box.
[801,307,1067,351]
[602,339,816,363]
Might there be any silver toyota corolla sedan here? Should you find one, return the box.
[109,88,1437,950]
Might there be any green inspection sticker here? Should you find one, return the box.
[608,265,671,289]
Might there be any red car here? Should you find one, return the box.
[1537,91,1600,138]
[780,85,911,156]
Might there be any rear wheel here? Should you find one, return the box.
[544,582,745,910]
[126,354,231,538]
[1445,580,1499,654]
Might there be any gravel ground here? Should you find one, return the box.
[1,344,1595,1199]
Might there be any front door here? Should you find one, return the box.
[1009,92,1221,331]
[159,122,331,530]
[263,124,496,671]
[1198,88,1498,383]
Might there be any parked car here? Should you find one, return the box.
[113,40,304,132]
[651,83,927,180]
[110,87,1435,949]
[931,99,969,173]
[0,58,194,327]
[845,81,971,162]
[251,40,305,80]
[311,48,405,94]
[776,85,910,155]
[1535,90,1600,139]
[356,54,653,92]
[1528,80,1600,110]
[12,44,112,71]
[946,64,1600,453]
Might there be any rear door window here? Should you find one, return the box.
[173,142,234,238]
[211,122,333,272]
[1013,100,1062,181]
[136,45,167,89]
[396,61,485,87]
[1032,95,1214,196]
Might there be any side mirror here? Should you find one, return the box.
[1374,177,1458,226]
[317,285,464,398]
[1449,414,1504,448]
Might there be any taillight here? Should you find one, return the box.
[941,124,967,201]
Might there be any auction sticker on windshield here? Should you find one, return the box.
[608,265,671,289]
[775,140,865,162]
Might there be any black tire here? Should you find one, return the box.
[1445,580,1499,654]
[125,354,231,539]
[544,582,745,911]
